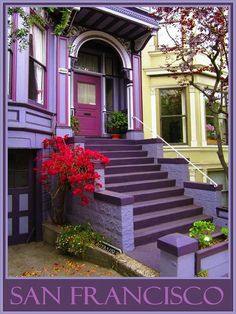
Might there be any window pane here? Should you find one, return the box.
[32,25,45,64]
[76,53,99,72]
[8,195,13,213]
[160,89,182,115]
[28,59,44,104]
[19,216,29,234]
[19,194,29,211]
[161,117,184,143]
[15,171,28,187]
[8,218,13,236]
[8,171,14,188]
[105,57,113,75]
[78,83,96,105]
[106,78,113,111]
[8,50,12,97]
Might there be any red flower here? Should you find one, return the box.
[34,135,109,207]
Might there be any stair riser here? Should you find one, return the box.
[85,139,135,145]
[105,164,161,175]
[105,172,168,184]
[133,188,184,202]
[134,207,203,230]
[134,217,212,246]
[109,158,154,166]
[85,145,143,151]
[134,198,194,215]
[103,151,147,158]
[107,179,176,193]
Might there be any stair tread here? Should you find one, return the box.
[129,186,183,196]
[134,195,193,208]
[134,214,212,237]
[109,157,154,161]
[134,205,202,222]
[106,178,173,188]
[105,171,166,178]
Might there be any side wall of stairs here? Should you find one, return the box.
[67,137,223,252]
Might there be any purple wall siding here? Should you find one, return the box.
[56,37,69,127]
[132,54,143,130]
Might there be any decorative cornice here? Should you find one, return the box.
[108,7,159,27]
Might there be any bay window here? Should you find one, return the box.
[160,88,187,144]
[28,24,46,105]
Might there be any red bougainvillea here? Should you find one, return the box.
[34,135,109,210]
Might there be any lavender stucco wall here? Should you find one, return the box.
[184,183,222,222]
[158,159,189,187]
[66,195,134,252]
[200,250,229,277]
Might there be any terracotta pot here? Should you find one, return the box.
[111,134,121,139]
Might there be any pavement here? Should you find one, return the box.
[8,242,122,277]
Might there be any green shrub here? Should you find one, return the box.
[189,220,215,248]
[71,115,80,135]
[196,269,208,277]
[107,111,128,134]
[56,223,105,257]
[221,227,229,239]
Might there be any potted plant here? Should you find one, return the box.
[107,111,128,139]
[71,115,80,135]
[206,124,217,144]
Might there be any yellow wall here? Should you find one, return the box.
[141,39,228,184]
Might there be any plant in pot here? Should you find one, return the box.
[34,135,109,225]
[107,111,128,139]
[71,115,80,135]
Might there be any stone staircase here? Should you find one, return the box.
[85,138,212,249]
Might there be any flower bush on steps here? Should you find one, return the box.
[34,135,110,225]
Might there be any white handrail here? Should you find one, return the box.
[133,116,218,187]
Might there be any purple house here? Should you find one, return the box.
[8,7,159,245]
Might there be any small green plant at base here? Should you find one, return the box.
[71,115,80,135]
[56,223,105,257]
[189,220,215,248]
[221,227,229,239]
[196,270,208,277]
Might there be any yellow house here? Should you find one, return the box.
[141,33,228,206]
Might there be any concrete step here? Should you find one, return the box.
[105,171,168,184]
[108,157,155,166]
[101,150,148,158]
[129,187,184,202]
[85,138,135,145]
[105,164,161,175]
[85,144,143,151]
[134,214,213,246]
[134,205,203,229]
[133,195,194,215]
[106,178,176,193]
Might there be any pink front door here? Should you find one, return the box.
[74,74,101,136]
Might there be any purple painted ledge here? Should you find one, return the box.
[184,181,223,191]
